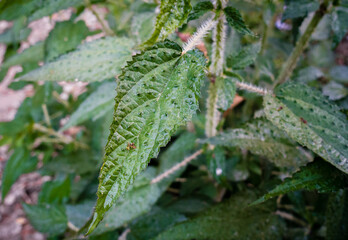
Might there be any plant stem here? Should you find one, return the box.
[84,0,114,36]
[151,149,203,184]
[273,0,331,87]
[205,0,227,138]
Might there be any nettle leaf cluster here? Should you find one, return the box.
[0,0,347,239]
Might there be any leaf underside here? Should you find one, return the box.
[17,37,134,82]
[252,161,348,205]
[202,119,312,167]
[87,40,206,234]
[142,0,191,46]
[263,82,348,173]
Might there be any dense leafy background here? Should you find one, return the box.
[0,0,347,239]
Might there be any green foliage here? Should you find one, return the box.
[22,203,67,236]
[45,20,93,62]
[61,81,116,131]
[154,192,285,240]
[87,40,206,234]
[326,190,348,240]
[1,148,38,199]
[38,177,71,204]
[264,82,348,173]
[202,119,312,167]
[252,161,348,205]
[282,0,319,20]
[223,6,253,36]
[18,37,134,82]
[142,0,191,46]
[187,1,214,21]
[216,77,236,111]
[0,16,31,44]
[331,5,348,47]
[227,42,261,70]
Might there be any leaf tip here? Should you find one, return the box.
[85,212,101,236]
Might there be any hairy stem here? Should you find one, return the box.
[151,149,203,184]
[273,0,331,87]
[205,1,227,138]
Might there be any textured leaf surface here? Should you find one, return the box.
[263,82,348,173]
[92,133,197,235]
[224,6,253,36]
[154,192,284,240]
[23,204,67,236]
[143,0,191,46]
[61,81,116,131]
[326,190,348,240]
[18,37,134,82]
[87,40,206,234]
[282,0,319,20]
[252,161,348,205]
[227,42,261,70]
[2,148,38,200]
[187,1,214,21]
[45,20,92,62]
[216,77,236,111]
[202,119,312,167]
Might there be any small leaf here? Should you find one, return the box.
[87,41,206,234]
[227,42,261,70]
[38,177,71,204]
[0,16,31,44]
[23,203,67,236]
[187,1,214,21]
[329,65,348,84]
[292,66,324,83]
[263,82,348,173]
[223,6,254,36]
[142,0,191,46]
[322,81,348,101]
[326,190,348,240]
[66,200,95,230]
[252,161,348,205]
[216,77,236,111]
[202,119,312,167]
[154,192,284,240]
[45,20,93,62]
[331,6,348,48]
[61,81,117,131]
[2,148,38,200]
[17,37,134,82]
[282,0,319,20]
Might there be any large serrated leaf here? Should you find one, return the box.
[61,81,116,131]
[263,82,348,173]
[154,191,284,240]
[86,40,206,234]
[202,119,312,167]
[91,133,197,236]
[17,37,134,82]
[142,0,191,46]
[252,161,348,205]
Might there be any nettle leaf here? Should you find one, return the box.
[61,81,116,131]
[227,42,261,70]
[17,37,134,82]
[23,203,67,236]
[282,0,319,20]
[252,161,348,205]
[45,20,93,62]
[216,77,236,111]
[187,1,214,21]
[223,6,254,36]
[202,119,312,167]
[91,133,197,236]
[87,40,206,234]
[38,177,71,204]
[2,148,38,200]
[263,82,348,173]
[154,192,284,240]
[326,190,348,240]
[142,0,191,46]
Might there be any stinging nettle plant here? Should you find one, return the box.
[1,0,348,239]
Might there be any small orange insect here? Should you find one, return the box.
[126,142,136,150]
